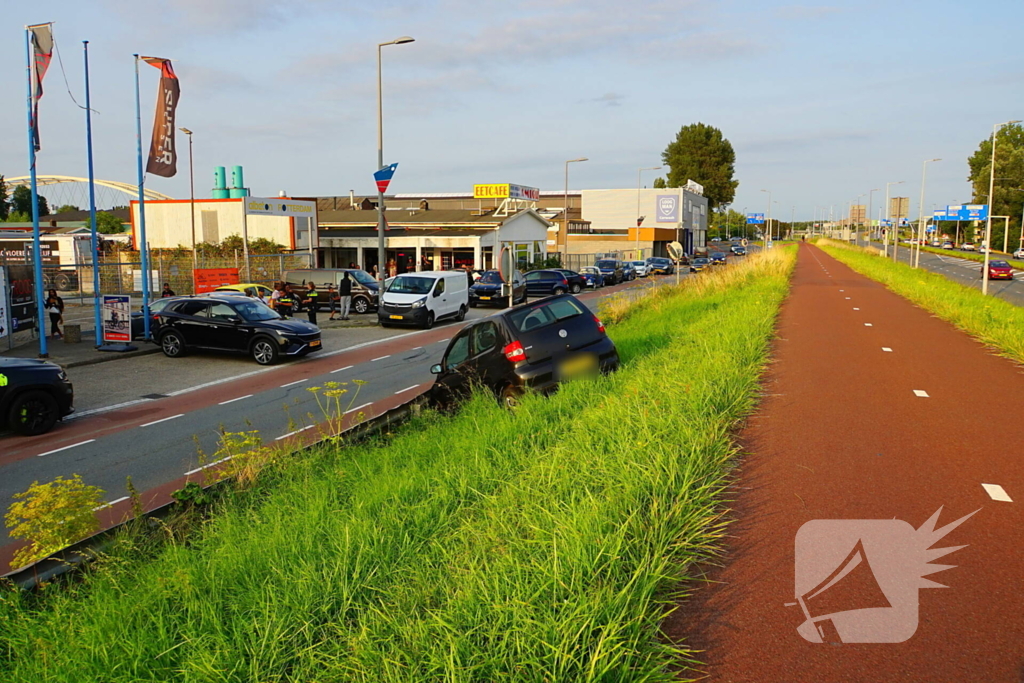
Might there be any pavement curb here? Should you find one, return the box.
[62,346,162,369]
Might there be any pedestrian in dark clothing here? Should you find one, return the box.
[160,283,176,297]
[302,282,319,325]
[45,289,64,338]
[277,284,295,317]
[327,284,338,320]
[338,271,353,320]
[464,265,474,289]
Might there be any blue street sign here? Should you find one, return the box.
[941,204,988,221]
[746,213,765,225]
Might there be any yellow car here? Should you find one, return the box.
[214,283,274,298]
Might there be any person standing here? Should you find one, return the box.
[338,271,352,320]
[270,281,283,311]
[327,284,338,320]
[387,258,398,278]
[160,283,176,298]
[302,282,319,326]
[45,289,64,338]
[277,284,295,318]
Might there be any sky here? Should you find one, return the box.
[2,0,1023,221]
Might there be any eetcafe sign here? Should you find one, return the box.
[473,184,540,201]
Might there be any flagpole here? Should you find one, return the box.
[133,54,151,339]
[25,26,47,358]
[84,41,102,348]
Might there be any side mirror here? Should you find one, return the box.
[430,363,443,375]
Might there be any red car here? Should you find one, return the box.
[984,260,1014,280]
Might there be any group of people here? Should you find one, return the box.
[267,272,354,325]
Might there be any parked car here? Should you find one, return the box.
[524,270,572,297]
[282,268,379,314]
[629,260,651,277]
[709,252,728,265]
[942,242,955,250]
[214,283,274,299]
[156,296,321,365]
[379,271,468,328]
[578,266,605,288]
[554,269,587,293]
[622,263,636,281]
[929,240,941,247]
[1014,247,1024,259]
[645,257,675,275]
[594,259,628,285]
[429,294,619,409]
[710,237,722,242]
[983,260,1014,280]
[961,243,977,251]
[0,357,74,435]
[131,296,179,340]
[468,269,526,308]
[690,257,711,272]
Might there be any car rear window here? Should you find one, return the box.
[991,261,1009,267]
[507,297,585,333]
[595,260,616,268]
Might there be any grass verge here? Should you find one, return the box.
[0,248,796,682]
[815,238,1024,364]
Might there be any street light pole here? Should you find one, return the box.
[636,165,660,259]
[913,158,940,268]
[983,120,1021,295]
[179,127,196,289]
[376,36,414,282]
[760,189,772,245]
[563,157,588,263]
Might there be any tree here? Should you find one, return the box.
[711,207,749,239]
[10,185,50,219]
[653,177,667,189]
[968,123,1024,252]
[55,204,81,214]
[0,176,8,220]
[661,122,738,210]
[96,211,127,234]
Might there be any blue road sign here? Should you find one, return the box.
[746,213,765,225]
[941,204,988,221]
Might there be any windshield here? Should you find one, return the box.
[631,261,645,266]
[348,270,377,286]
[580,267,598,274]
[234,300,281,321]
[650,258,669,265]
[990,261,1010,268]
[386,276,434,295]
[595,260,617,269]
[694,258,709,264]
[478,271,504,284]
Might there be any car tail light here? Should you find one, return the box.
[594,315,605,333]
[560,276,569,284]
[503,340,526,362]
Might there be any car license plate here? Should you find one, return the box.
[558,353,598,380]
[309,339,321,348]
[389,314,403,320]
[480,296,491,300]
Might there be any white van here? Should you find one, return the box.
[378,270,469,329]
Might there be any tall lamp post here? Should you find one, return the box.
[983,120,1021,295]
[884,180,904,258]
[913,158,941,268]
[760,189,772,245]
[636,165,661,258]
[563,157,588,262]
[376,36,415,282]
[179,127,196,288]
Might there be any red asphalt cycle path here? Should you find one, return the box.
[668,243,1024,681]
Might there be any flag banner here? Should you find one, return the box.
[28,24,53,152]
[142,57,180,178]
[373,163,399,194]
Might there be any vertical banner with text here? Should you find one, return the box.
[142,57,180,178]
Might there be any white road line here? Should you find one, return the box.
[394,384,420,395]
[882,347,893,352]
[140,414,184,428]
[864,323,873,327]
[982,483,1013,502]
[412,346,423,350]
[330,365,353,374]
[218,394,253,405]
[37,439,96,457]
[344,402,372,415]
[274,425,314,441]
[437,338,450,344]
[371,355,391,362]
[93,496,130,511]
[845,297,851,300]
[913,390,929,397]
[280,379,307,388]
[853,307,860,311]
[183,455,233,476]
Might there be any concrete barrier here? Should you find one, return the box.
[63,323,82,344]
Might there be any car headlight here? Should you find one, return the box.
[411,297,426,309]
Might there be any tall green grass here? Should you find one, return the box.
[816,238,1024,363]
[0,249,796,682]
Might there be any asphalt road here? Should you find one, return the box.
[870,242,1024,306]
[670,244,1022,681]
[0,269,695,557]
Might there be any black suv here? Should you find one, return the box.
[429,294,619,408]
[156,295,322,365]
[469,270,527,308]
[0,357,75,435]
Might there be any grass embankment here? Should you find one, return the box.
[0,249,796,682]
[816,238,1024,364]
[914,243,1024,270]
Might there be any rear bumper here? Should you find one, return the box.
[512,336,620,394]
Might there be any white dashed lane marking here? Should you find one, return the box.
[275,425,314,441]
[371,355,391,362]
[395,384,420,395]
[219,394,253,405]
[140,414,184,428]
[865,323,873,327]
[982,484,1012,502]
[882,347,893,352]
[37,439,96,457]
[330,365,353,374]
[280,379,307,388]
[913,390,929,397]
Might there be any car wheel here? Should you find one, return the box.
[7,390,59,436]
[352,297,370,314]
[251,337,280,365]
[499,384,524,409]
[570,283,582,294]
[160,330,187,358]
[424,312,435,330]
[456,305,467,322]
[553,287,567,295]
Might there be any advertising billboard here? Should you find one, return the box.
[102,294,132,344]
[245,197,316,217]
[656,194,679,223]
[194,268,240,294]
[473,184,540,201]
